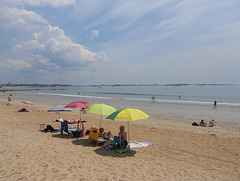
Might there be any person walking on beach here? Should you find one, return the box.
[7,94,12,106]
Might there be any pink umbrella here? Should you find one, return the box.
[65,101,91,120]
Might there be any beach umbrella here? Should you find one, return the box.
[85,104,117,127]
[48,106,72,112]
[22,101,34,105]
[48,106,72,128]
[48,106,71,120]
[106,108,149,145]
[65,101,91,120]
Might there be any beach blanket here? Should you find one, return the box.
[67,127,78,133]
[54,128,60,132]
[129,141,153,148]
[17,109,40,112]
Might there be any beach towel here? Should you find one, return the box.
[129,141,153,148]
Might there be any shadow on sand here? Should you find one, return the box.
[72,139,136,157]
[52,133,74,139]
[93,147,136,158]
[72,138,99,147]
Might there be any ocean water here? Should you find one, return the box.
[1,85,240,124]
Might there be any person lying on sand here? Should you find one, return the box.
[18,108,29,112]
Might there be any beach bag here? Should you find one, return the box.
[72,130,82,137]
[192,122,198,126]
[44,125,55,132]
[102,139,117,150]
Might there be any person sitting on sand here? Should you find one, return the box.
[209,119,216,127]
[99,127,114,140]
[118,126,128,148]
[199,119,208,127]
[18,108,28,112]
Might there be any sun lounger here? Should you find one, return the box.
[61,122,80,135]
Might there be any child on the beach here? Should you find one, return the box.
[7,94,12,106]
[118,126,128,148]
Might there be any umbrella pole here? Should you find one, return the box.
[79,108,82,129]
[80,108,82,120]
[128,121,130,145]
[59,113,61,128]
[100,115,102,128]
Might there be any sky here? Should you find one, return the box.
[0,0,240,85]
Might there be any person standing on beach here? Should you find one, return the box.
[151,96,155,103]
[7,94,12,106]
[214,100,217,108]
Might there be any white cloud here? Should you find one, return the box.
[91,29,99,39]
[4,0,76,8]
[11,25,109,73]
[0,59,31,70]
[0,7,48,30]
[13,40,45,54]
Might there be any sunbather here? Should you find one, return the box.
[99,127,114,140]
[118,126,128,148]
[209,119,216,127]
[199,119,208,127]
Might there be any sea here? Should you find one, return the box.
[1,84,240,124]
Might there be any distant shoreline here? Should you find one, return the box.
[74,83,235,87]
[0,83,235,93]
[0,83,235,91]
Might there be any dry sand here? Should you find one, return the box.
[0,99,240,181]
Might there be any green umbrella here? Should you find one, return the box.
[85,103,117,127]
[106,108,149,145]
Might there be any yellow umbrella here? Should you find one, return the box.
[106,108,149,145]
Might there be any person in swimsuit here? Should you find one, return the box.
[209,119,216,127]
[99,127,114,140]
[118,126,128,148]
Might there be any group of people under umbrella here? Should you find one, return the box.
[47,101,149,150]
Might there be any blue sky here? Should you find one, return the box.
[0,0,240,85]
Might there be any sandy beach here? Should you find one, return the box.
[0,99,240,181]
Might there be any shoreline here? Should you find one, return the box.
[0,96,239,139]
